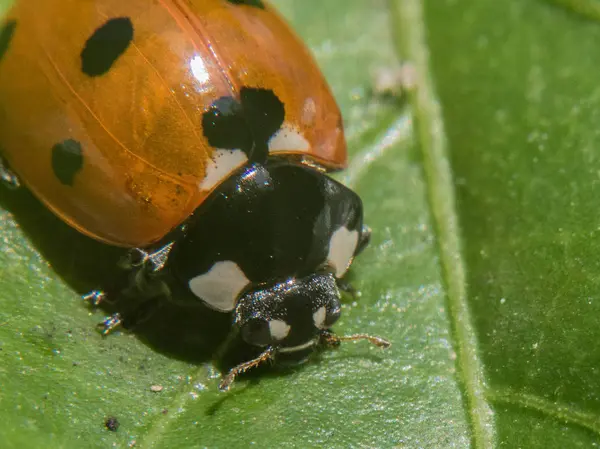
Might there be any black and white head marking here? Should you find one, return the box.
[268,319,291,340]
[233,273,342,356]
[312,306,327,329]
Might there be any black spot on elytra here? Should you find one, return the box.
[81,17,133,77]
[52,139,83,186]
[226,0,265,8]
[202,87,284,163]
[0,20,17,64]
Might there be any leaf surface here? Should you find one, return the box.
[4,0,599,447]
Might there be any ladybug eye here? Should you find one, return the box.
[313,304,341,329]
[324,305,341,328]
[240,318,272,347]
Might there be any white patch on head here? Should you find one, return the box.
[327,226,359,278]
[268,320,291,340]
[268,124,310,154]
[199,149,248,191]
[188,261,250,312]
[313,307,326,329]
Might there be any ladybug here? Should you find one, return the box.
[0,0,389,390]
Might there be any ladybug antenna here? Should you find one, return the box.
[219,346,275,392]
[320,330,391,349]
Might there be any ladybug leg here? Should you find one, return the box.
[98,295,164,335]
[96,272,170,335]
[84,244,174,305]
[85,243,174,335]
[219,346,276,392]
[0,156,20,189]
[82,289,106,306]
[319,329,391,349]
[82,248,149,308]
[99,313,123,335]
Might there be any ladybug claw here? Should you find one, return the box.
[98,313,123,335]
[219,346,275,392]
[320,330,391,349]
[82,289,106,306]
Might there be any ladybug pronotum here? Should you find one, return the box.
[0,0,390,390]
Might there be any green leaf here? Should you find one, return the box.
[414,0,600,446]
[3,0,599,447]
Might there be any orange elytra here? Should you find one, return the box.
[0,0,346,247]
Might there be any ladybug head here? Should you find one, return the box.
[234,273,341,358]
[219,272,390,391]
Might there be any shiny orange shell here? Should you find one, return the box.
[0,0,347,247]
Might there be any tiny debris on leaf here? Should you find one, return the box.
[104,416,119,432]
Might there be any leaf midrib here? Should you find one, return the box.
[389,0,496,447]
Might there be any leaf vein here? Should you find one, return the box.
[343,112,413,188]
[543,0,600,21]
[488,388,600,437]
[389,0,495,447]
